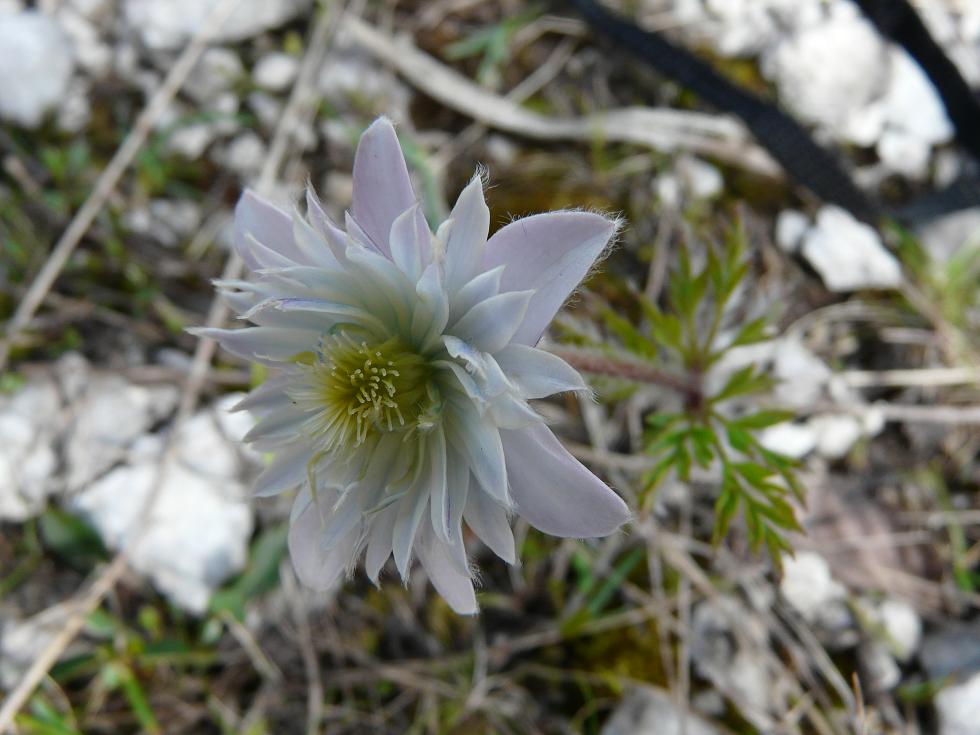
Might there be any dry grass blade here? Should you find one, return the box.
[342,16,781,176]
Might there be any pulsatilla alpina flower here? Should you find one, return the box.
[194,118,630,613]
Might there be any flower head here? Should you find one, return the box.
[195,118,630,613]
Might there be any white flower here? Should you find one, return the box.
[194,118,630,614]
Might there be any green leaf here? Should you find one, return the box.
[689,427,716,467]
[601,307,657,359]
[732,461,774,486]
[114,663,162,734]
[38,507,107,570]
[585,547,645,617]
[727,316,771,348]
[726,426,753,453]
[731,410,794,430]
[711,365,772,403]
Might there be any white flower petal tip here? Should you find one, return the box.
[193,116,628,614]
[485,211,620,346]
[501,424,631,538]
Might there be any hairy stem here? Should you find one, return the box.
[548,347,698,396]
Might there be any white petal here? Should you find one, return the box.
[500,424,630,537]
[451,265,503,322]
[253,441,317,497]
[427,428,451,543]
[190,326,316,364]
[365,505,397,583]
[444,175,490,292]
[288,487,357,590]
[389,204,425,282]
[242,405,308,445]
[291,212,341,269]
[495,344,588,398]
[244,297,388,337]
[234,190,299,269]
[446,448,470,539]
[484,212,618,345]
[464,488,516,564]
[487,392,541,430]
[345,241,415,335]
[392,484,427,580]
[230,373,292,415]
[445,400,509,505]
[305,184,349,262]
[449,290,533,354]
[417,526,478,615]
[411,264,450,350]
[351,117,418,256]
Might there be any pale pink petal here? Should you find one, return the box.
[500,423,630,537]
[449,290,533,354]
[389,204,431,282]
[235,190,309,267]
[443,175,489,292]
[495,344,588,398]
[484,212,618,345]
[351,117,417,256]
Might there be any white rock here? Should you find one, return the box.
[935,674,980,735]
[801,206,904,291]
[0,604,75,688]
[916,207,980,263]
[247,91,283,132]
[780,551,847,623]
[810,413,864,459]
[676,155,723,200]
[167,123,215,159]
[149,198,202,244]
[185,47,243,103]
[882,51,954,147]
[761,11,886,139]
[55,7,111,77]
[124,0,313,50]
[56,78,92,133]
[219,132,266,177]
[601,686,720,735]
[860,641,902,692]
[73,461,252,613]
[655,174,682,208]
[253,52,298,92]
[64,374,178,492]
[0,377,61,521]
[877,129,933,180]
[775,210,809,253]
[877,598,921,662]
[758,422,817,459]
[772,337,833,407]
[691,598,775,728]
[0,11,75,128]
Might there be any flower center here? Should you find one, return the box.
[298,332,432,450]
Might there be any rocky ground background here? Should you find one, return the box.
[1,0,979,733]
